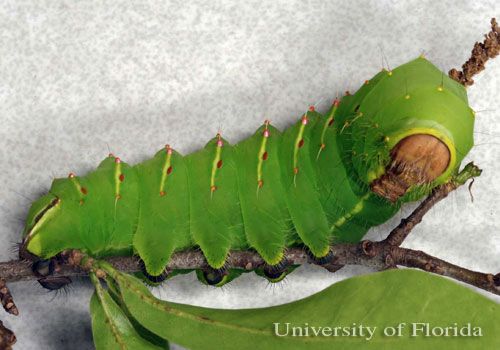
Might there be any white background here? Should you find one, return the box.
[0,1,499,349]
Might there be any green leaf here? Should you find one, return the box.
[90,274,166,350]
[106,277,170,349]
[106,267,500,350]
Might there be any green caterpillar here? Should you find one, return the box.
[20,56,474,287]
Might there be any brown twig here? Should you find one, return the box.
[0,165,494,299]
[385,162,482,246]
[0,320,16,350]
[449,18,500,86]
[358,242,500,295]
[1,241,498,295]
[0,280,17,316]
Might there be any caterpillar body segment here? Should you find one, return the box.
[22,57,475,284]
[334,69,389,194]
[187,135,247,269]
[279,110,331,259]
[234,123,295,266]
[133,147,191,277]
[309,103,399,243]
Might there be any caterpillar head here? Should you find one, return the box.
[370,134,452,202]
[342,57,475,203]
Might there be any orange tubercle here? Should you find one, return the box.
[165,144,173,155]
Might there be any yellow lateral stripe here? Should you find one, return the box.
[114,157,122,199]
[293,113,309,180]
[68,173,86,199]
[210,134,223,193]
[159,145,173,196]
[330,193,370,232]
[256,120,270,189]
[316,99,339,160]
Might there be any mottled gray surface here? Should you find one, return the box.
[0,1,499,349]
